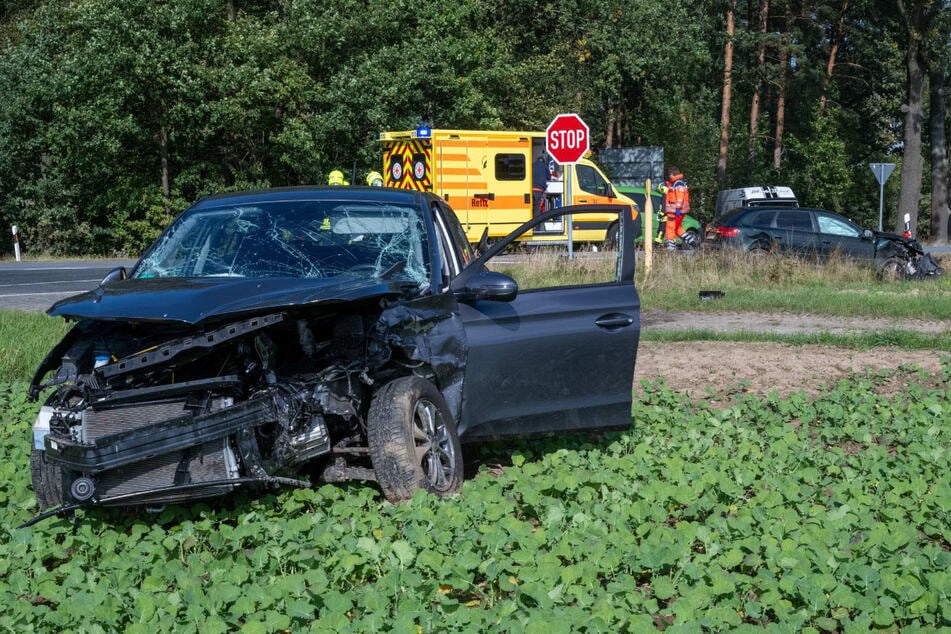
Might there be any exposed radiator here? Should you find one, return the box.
[97,439,237,505]
[82,400,238,504]
[82,401,188,441]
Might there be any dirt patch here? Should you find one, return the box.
[637,309,951,399]
[634,340,948,399]
[642,309,951,336]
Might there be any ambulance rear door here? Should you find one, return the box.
[483,135,534,238]
[383,135,433,195]
[433,134,489,240]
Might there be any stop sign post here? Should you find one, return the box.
[546,114,590,255]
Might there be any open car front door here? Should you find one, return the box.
[450,205,640,441]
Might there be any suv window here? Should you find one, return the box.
[436,201,474,266]
[817,213,861,237]
[745,210,776,228]
[775,211,812,231]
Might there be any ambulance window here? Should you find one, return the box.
[576,165,609,196]
[495,154,526,181]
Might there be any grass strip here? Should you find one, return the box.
[0,310,72,384]
[641,327,951,352]
[497,248,951,318]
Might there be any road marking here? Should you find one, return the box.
[0,266,104,271]
[0,279,99,288]
[0,292,80,297]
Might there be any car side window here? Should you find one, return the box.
[746,210,776,228]
[817,214,861,237]
[776,211,812,231]
[485,218,625,291]
[431,204,459,290]
[436,202,474,265]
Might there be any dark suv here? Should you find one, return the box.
[706,206,941,277]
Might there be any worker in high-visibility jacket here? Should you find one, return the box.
[660,166,690,249]
[328,169,348,186]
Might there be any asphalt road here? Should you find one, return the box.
[1,244,947,314]
[0,260,136,313]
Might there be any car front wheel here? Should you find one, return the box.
[367,376,463,502]
[877,256,908,281]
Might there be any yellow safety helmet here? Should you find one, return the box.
[366,171,384,187]
[328,169,346,186]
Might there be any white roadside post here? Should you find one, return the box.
[546,114,590,260]
[11,225,21,262]
[644,179,653,275]
[870,163,896,232]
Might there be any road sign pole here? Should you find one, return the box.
[870,163,896,232]
[566,165,573,259]
[878,180,885,232]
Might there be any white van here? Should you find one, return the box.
[714,186,798,218]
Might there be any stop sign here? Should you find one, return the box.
[546,113,590,165]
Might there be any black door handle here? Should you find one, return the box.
[595,314,634,329]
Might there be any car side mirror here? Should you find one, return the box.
[454,270,518,302]
[99,266,127,286]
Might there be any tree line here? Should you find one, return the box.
[0,0,948,256]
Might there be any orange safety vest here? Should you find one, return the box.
[664,173,690,217]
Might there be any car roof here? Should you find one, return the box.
[190,186,428,210]
[716,206,866,228]
[723,205,844,218]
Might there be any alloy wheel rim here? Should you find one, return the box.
[412,399,456,491]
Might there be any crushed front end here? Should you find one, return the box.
[27,303,405,520]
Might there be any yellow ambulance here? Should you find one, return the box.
[378,128,638,245]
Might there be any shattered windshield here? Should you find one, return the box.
[133,199,431,285]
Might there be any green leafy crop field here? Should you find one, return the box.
[2,368,950,632]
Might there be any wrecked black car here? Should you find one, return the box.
[28,187,640,523]
[705,206,944,279]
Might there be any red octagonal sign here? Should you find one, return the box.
[546,113,590,165]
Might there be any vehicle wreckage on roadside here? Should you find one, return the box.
[26,187,641,526]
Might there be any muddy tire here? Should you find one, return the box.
[367,376,463,502]
[31,449,66,510]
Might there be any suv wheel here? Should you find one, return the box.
[367,376,463,502]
